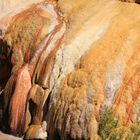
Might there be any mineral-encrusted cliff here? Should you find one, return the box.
[1,0,140,139]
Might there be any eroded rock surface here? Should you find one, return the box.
[1,0,140,140]
[0,0,66,138]
[121,0,140,3]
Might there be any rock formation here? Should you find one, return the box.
[1,0,140,140]
[122,0,140,3]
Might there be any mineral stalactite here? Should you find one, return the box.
[0,0,66,138]
[1,0,140,140]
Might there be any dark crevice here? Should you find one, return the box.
[136,0,140,3]
[42,92,51,121]
[54,130,61,140]
[0,39,12,89]
[121,0,140,4]
[0,92,4,129]
[29,99,37,125]
[0,39,12,133]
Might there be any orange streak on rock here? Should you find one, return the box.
[37,25,65,83]
[9,64,31,135]
[7,0,65,136]
[28,1,65,77]
[112,47,140,125]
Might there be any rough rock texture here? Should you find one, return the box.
[121,0,140,3]
[25,122,47,140]
[0,0,43,32]
[0,0,66,138]
[1,0,140,140]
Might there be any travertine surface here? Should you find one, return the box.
[1,0,140,139]
[0,0,43,29]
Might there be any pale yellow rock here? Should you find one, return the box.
[46,0,140,139]
[0,0,43,31]
[25,122,47,140]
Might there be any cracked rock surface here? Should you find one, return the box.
[1,0,140,140]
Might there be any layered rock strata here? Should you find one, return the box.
[1,0,140,140]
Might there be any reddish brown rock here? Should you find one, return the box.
[9,64,31,134]
[0,0,66,137]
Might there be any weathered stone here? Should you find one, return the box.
[0,0,66,136]
[46,0,140,139]
[27,84,49,125]
[9,64,31,135]
[1,0,140,139]
[25,122,47,140]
